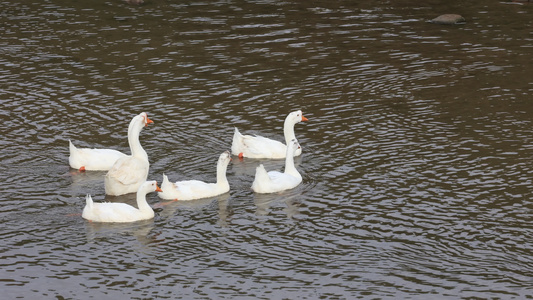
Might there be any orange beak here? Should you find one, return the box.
[156,185,162,192]
[145,116,154,126]
[302,115,308,122]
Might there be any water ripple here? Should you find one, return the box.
[2,0,533,299]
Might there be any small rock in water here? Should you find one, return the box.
[429,14,465,25]
[124,0,144,5]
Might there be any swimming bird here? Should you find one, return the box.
[251,139,302,193]
[104,112,153,196]
[82,180,161,223]
[68,113,153,171]
[158,151,232,201]
[231,110,308,159]
[69,140,127,172]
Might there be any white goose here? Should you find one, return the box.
[82,180,162,223]
[158,151,232,201]
[104,112,153,196]
[69,140,127,172]
[69,113,153,171]
[251,139,302,193]
[231,110,308,159]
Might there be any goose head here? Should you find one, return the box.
[288,139,301,154]
[129,112,154,133]
[140,112,154,127]
[287,110,308,125]
[140,180,163,194]
[219,150,232,165]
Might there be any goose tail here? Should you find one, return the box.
[69,139,77,153]
[254,164,269,181]
[251,164,270,192]
[85,194,93,210]
[231,127,244,156]
[161,174,170,188]
[160,174,173,195]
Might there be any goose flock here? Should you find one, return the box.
[70,110,308,223]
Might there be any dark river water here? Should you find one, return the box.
[1,0,532,299]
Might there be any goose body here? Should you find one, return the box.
[231,110,308,159]
[159,151,232,201]
[105,112,153,196]
[69,140,127,171]
[251,139,302,193]
[82,180,162,223]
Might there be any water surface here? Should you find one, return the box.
[1,0,532,298]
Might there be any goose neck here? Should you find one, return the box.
[128,122,148,159]
[216,161,229,187]
[283,149,298,176]
[136,192,152,212]
[283,118,296,146]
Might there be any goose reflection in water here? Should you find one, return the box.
[84,219,156,246]
[153,193,231,227]
[253,192,303,220]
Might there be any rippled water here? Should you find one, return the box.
[1,0,532,298]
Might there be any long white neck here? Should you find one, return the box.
[216,159,229,189]
[284,145,300,178]
[283,117,297,146]
[128,118,148,160]
[136,190,153,214]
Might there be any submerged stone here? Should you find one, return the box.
[429,14,465,25]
